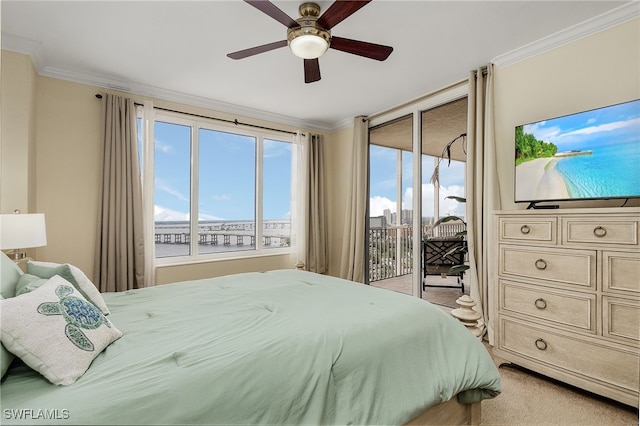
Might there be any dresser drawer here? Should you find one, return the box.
[499,245,596,290]
[499,280,595,332]
[562,217,639,246]
[499,217,557,244]
[603,251,640,296]
[499,318,639,396]
[603,296,640,344]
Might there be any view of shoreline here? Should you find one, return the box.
[515,157,570,202]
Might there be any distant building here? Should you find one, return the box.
[402,209,413,224]
[383,209,392,226]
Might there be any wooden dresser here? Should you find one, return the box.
[493,208,640,407]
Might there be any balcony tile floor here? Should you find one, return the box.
[370,274,470,311]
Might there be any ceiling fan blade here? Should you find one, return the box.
[330,36,393,61]
[317,0,371,30]
[227,40,288,60]
[304,58,321,83]
[244,0,300,28]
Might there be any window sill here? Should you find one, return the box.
[154,248,292,269]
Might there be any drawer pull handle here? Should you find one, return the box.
[534,298,547,309]
[535,259,547,270]
[535,338,548,351]
[593,226,607,238]
[520,225,531,235]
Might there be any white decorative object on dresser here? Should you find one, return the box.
[493,207,640,408]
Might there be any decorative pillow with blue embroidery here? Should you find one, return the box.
[0,275,122,385]
[27,260,110,315]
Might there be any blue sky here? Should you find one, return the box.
[152,121,291,222]
[148,120,465,222]
[523,99,640,152]
[369,145,465,219]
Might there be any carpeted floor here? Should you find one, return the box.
[481,343,639,425]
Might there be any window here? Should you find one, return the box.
[262,139,293,249]
[421,98,467,223]
[155,120,192,258]
[145,112,294,263]
[197,128,255,255]
[368,115,414,283]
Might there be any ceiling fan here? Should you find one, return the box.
[227,0,393,83]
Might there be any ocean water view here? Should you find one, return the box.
[555,141,640,199]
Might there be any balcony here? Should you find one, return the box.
[369,222,468,309]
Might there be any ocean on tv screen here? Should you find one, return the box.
[515,99,640,202]
[555,141,639,199]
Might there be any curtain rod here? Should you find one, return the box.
[95,94,300,136]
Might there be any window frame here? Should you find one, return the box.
[146,110,295,266]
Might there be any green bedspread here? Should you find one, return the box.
[1,270,500,425]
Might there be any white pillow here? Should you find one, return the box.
[1,251,23,299]
[0,275,122,385]
[27,260,110,315]
[0,295,15,379]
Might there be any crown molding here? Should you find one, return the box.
[1,33,40,55]
[36,64,333,132]
[1,33,47,71]
[1,35,333,133]
[493,2,639,67]
[330,117,356,132]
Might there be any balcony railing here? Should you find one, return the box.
[368,221,465,282]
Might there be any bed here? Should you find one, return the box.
[1,256,500,425]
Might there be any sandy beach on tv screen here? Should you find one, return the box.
[515,158,570,201]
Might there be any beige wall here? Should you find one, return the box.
[33,77,103,273]
[493,18,640,210]
[1,50,37,214]
[155,254,291,285]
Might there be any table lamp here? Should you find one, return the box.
[0,210,47,261]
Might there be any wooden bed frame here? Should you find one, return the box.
[406,399,480,426]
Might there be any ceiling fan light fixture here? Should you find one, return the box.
[289,34,329,59]
[229,1,393,82]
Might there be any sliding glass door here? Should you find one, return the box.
[421,98,468,234]
[368,115,414,295]
[366,85,468,304]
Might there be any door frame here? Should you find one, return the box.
[367,80,468,297]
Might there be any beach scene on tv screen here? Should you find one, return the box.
[515,99,640,202]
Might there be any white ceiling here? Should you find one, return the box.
[1,1,636,131]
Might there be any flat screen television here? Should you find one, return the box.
[514,99,640,207]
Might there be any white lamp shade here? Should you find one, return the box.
[0,213,47,249]
[289,34,329,59]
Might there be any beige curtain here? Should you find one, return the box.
[94,94,145,292]
[141,101,156,286]
[291,132,308,268]
[465,65,501,344]
[339,117,368,282]
[306,134,328,273]
[292,133,327,273]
